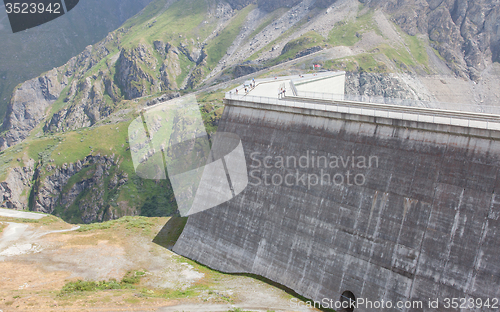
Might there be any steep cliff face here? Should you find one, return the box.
[0,159,35,210]
[31,155,129,223]
[116,45,162,99]
[0,69,71,150]
[43,77,115,133]
[361,0,500,80]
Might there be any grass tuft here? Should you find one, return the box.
[59,270,147,296]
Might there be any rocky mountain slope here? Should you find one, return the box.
[0,0,153,120]
[0,0,498,223]
[360,0,500,81]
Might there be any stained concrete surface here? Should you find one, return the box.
[174,100,500,311]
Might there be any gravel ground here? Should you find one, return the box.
[0,217,320,312]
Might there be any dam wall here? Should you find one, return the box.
[173,95,500,311]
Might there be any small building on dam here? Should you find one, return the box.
[173,71,500,311]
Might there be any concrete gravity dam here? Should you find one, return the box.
[172,72,500,311]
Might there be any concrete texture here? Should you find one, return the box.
[294,72,346,94]
[174,97,500,311]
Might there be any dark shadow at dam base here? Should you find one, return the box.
[152,216,336,312]
[152,216,188,250]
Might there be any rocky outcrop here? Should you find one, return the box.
[43,77,115,132]
[360,0,500,80]
[0,69,71,150]
[31,155,128,223]
[294,46,323,58]
[233,64,263,78]
[0,159,35,209]
[145,92,181,106]
[116,45,162,99]
[345,72,420,99]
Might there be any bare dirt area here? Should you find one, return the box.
[0,216,320,312]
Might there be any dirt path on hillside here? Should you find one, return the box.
[0,208,46,219]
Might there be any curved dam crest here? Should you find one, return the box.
[173,78,500,311]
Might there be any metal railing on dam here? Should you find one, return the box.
[225,92,500,132]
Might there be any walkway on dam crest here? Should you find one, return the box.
[227,71,500,133]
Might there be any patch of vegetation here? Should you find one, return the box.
[77,216,154,232]
[121,0,213,49]
[27,137,59,164]
[0,214,61,227]
[431,46,446,62]
[376,42,429,72]
[141,287,198,300]
[176,52,193,88]
[197,91,225,135]
[76,221,113,232]
[405,32,428,66]
[327,7,380,46]
[309,52,388,73]
[59,270,146,296]
[353,53,388,72]
[0,144,25,181]
[60,279,123,294]
[61,166,94,194]
[322,58,359,72]
[325,8,429,73]
[46,78,74,117]
[121,270,146,284]
[140,192,176,217]
[328,20,361,46]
